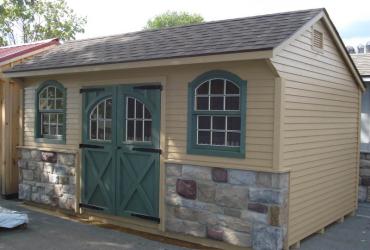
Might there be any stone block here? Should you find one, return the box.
[41,151,57,163]
[358,185,368,202]
[215,184,248,209]
[366,153,370,161]
[361,177,370,186]
[41,195,52,204]
[223,207,241,218]
[166,177,177,186]
[252,224,283,250]
[30,150,41,161]
[27,161,43,170]
[217,214,251,233]
[197,182,215,203]
[223,227,252,247]
[166,218,206,238]
[242,210,268,224]
[166,194,223,214]
[44,163,55,173]
[62,184,76,195]
[54,165,68,176]
[59,194,76,210]
[22,169,34,181]
[31,192,41,203]
[167,206,198,221]
[49,174,59,184]
[182,165,211,181]
[20,149,31,160]
[248,203,268,214]
[44,184,55,196]
[269,205,288,227]
[176,179,197,200]
[249,188,286,205]
[166,164,182,177]
[206,226,223,241]
[256,172,272,188]
[58,175,70,185]
[19,184,31,200]
[18,160,27,169]
[69,176,76,185]
[272,173,289,189]
[229,170,256,185]
[58,153,75,166]
[212,168,228,183]
[41,172,50,182]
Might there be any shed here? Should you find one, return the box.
[4,8,364,250]
[351,52,370,202]
[0,38,59,197]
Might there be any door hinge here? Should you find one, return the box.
[79,203,105,211]
[80,88,105,94]
[79,144,104,149]
[131,213,160,223]
[132,147,162,154]
[133,85,162,91]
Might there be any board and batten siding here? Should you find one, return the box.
[272,20,360,246]
[22,60,277,171]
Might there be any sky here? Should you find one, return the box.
[66,0,370,49]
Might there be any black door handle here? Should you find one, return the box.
[132,147,162,154]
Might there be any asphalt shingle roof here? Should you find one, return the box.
[351,54,370,76]
[6,8,323,73]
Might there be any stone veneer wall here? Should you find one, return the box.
[359,153,370,203]
[18,148,77,211]
[165,163,289,250]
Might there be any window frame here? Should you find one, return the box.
[35,80,66,144]
[187,70,247,158]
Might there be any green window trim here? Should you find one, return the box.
[35,80,67,144]
[187,70,247,158]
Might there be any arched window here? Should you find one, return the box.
[89,98,112,141]
[35,80,66,143]
[188,70,246,158]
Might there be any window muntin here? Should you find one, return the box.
[89,98,112,141]
[194,78,241,148]
[197,116,241,147]
[37,84,65,140]
[125,97,152,142]
[195,79,240,111]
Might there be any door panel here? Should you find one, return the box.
[81,87,117,214]
[116,86,161,218]
[81,85,160,219]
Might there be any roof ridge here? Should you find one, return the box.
[66,8,324,44]
[0,38,59,49]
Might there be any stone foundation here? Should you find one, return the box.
[165,163,289,250]
[359,153,370,203]
[17,148,77,211]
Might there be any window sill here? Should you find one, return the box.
[35,138,66,145]
[187,145,245,159]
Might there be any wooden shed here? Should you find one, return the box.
[4,8,364,250]
[0,38,59,197]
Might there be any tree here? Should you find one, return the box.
[145,11,204,30]
[0,0,86,46]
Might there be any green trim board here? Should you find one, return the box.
[34,80,66,144]
[187,70,247,158]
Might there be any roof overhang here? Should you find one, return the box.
[3,49,273,78]
[273,9,365,92]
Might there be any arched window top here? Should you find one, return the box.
[89,98,112,141]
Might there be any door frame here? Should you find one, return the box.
[78,79,167,231]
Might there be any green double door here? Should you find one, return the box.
[81,84,161,221]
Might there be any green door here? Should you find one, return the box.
[81,85,161,221]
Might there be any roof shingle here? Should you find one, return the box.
[6,9,323,73]
[351,54,370,76]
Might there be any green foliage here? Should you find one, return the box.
[0,0,86,45]
[145,11,204,30]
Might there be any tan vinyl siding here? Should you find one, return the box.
[272,20,359,246]
[22,60,276,170]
